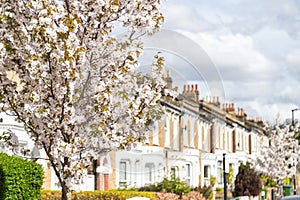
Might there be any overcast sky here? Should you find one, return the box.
[142,0,300,123]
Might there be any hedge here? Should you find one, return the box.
[41,190,156,200]
[138,175,191,196]
[0,153,44,200]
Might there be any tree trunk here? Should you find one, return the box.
[45,149,72,200]
[61,183,72,200]
[60,156,72,200]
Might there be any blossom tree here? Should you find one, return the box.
[0,0,172,199]
[256,123,299,187]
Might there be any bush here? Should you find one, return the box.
[139,174,191,197]
[0,153,44,200]
[156,191,205,200]
[260,174,276,187]
[41,190,207,200]
[193,186,213,200]
[41,190,156,200]
[234,162,262,197]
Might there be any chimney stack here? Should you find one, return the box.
[166,69,173,89]
[182,84,200,102]
[195,84,199,101]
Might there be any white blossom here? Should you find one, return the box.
[0,0,172,199]
[256,123,299,186]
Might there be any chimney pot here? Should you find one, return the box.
[167,70,171,77]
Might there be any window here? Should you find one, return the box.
[173,116,179,150]
[120,161,127,180]
[164,115,170,147]
[221,127,225,149]
[190,119,195,147]
[185,163,191,186]
[170,167,177,178]
[144,131,150,144]
[204,165,210,186]
[227,127,232,151]
[203,123,209,151]
[134,160,140,187]
[157,163,163,182]
[153,122,159,145]
[217,161,223,184]
[198,122,202,149]
[144,163,155,185]
[119,161,128,187]
[183,117,188,147]
[217,125,221,149]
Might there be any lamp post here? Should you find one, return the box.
[292,109,299,127]
[292,108,299,195]
[223,153,227,200]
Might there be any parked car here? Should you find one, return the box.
[280,195,300,200]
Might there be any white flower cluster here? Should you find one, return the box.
[0,129,19,153]
[0,0,172,195]
[256,124,299,186]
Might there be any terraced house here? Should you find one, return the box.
[94,73,269,190]
[0,72,269,191]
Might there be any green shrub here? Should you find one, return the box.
[0,153,44,200]
[138,174,191,196]
[209,175,217,186]
[260,174,276,187]
[40,190,156,200]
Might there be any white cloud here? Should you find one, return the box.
[162,3,215,32]
[180,31,278,82]
[287,50,300,65]
[156,0,300,122]
[240,101,297,124]
[287,49,300,71]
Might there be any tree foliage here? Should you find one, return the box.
[226,164,234,187]
[0,0,172,199]
[138,174,191,197]
[234,162,262,197]
[256,124,298,186]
